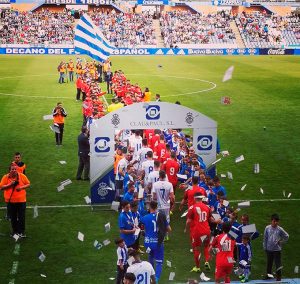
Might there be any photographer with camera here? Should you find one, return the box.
[0,164,30,238]
[52,102,67,146]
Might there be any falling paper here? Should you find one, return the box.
[200,272,210,281]
[238,201,250,207]
[49,125,60,134]
[146,247,151,254]
[221,150,229,157]
[57,185,64,192]
[104,223,111,233]
[222,66,234,82]
[138,187,144,199]
[78,232,84,242]
[166,260,172,268]
[169,272,175,281]
[43,114,53,120]
[60,179,72,187]
[228,230,238,240]
[276,266,283,272]
[59,161,67,165]
[211,158,222,166]
[33,205,39,218]
[227,172,233,180]
[38,252,46,262]
[288,193,292,198]
[134,228,141,237]
[181,210,188,218]
[283,191,286,197]
[177,174,188,180]
[260,188,264,194]
[267,274,274,278]
[241,184,247,191]
[227,257,236,264]
[40,274,47,278]
[242,224,257,234]
[212,213,221,221]
[235,155,244,163]
[65,267,72,274]
[13,234,19,242]
[103,239,111,246]
[109,278,115,281]
[294,266,299,274]
[84,196,91,204]
[222,200,229,207]
[220,174,226,178]
[254,163,260,174]
[111,201,120,212]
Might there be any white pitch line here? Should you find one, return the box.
[0,74,56,80]
[0,198,298,210]
[0,92,73,100]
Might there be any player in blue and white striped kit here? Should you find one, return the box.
[237,235,252,283]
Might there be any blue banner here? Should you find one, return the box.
[137,0,168,5]
[0,47,299,56]
[44,0,112,4]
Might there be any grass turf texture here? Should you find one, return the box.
[0,55,299,283]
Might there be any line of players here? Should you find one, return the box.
[114,128,259,284]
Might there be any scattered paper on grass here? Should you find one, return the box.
[13,234,19,242]
[181,210,188,218]
[59,161,67,165]
[65,267,72,274]
[57,185,64,192]
[222,66,234,82]
[103,239,111,246]
[104,223,111,233]
[177,174,188,180]
[242,224,256,234]
[220,174,226,178]
[60,179,72,187]
[294,266,299,273]
[111,201,120,212]
[33,205,39,218]
[109,278,115,281]
[260,188,264,194]
[222,200,229,207]
[283,190,286,197]
[235,155,244,163]
[166,260,172,268]
[267,274,274,278]
[288,193,292,198]
[241,184,247,191]
[254,163,260,174]
[84,196,91,204]
[94,240,103,250]
[238,201,250,207]
[38,251,46,262]
[200,272,210,281]
[169,272,175,281]
[221,150,229,157]
[211,158,222,166]
[78,232,84,242]
[43,114,53,121]
[227,172,233,180]
[40,274,47,278]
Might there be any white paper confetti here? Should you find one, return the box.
[235,155,244,163]
[59,161,67,165]
[222,66,234,82]
[254,163,260,174]
[227,172,233,180]
[221,150,229,157]
[146,247,151,254]
[169,272,175,281]
[220,174,226,178]
[94,240,103,250]
[65,267,72,274]
[104,223,111,233]
[287,193,292,198]
[238,201,250,207]
[40,274,47,278]
[200,272,211,281]
[84,196,91,204]
[57,185,64,192]
[241,184,247,191]
[33,205,39,218]
[166,260,172,268]
[38,252,46,262]
[283,190,286,197]
[60,179,72,187]
[260,188,264,194]
[43,114,53,121]
[103,239,111,246]
[294,266,299,274]
[181,210,188,218]
[78,232,84,242]
[13,234,19,242]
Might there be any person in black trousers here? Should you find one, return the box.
[105,69,113,94]
[76,126,90,181]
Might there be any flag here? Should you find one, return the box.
[74,14,114,63]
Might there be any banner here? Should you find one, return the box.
[0,0,15,3]
[89,102,217,204]
[0,47,299,56]
[137,0,169,5]
[44,0,112,4]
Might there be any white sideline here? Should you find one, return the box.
[0,198,299,210]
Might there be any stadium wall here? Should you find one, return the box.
[0,47,299,56]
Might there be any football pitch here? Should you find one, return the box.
[0,55,299,283]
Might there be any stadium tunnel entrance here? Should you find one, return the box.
[89,102,217,204]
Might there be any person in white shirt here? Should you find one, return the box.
[152,170,175,224]
[147,160,161,194]
[115,152,132,199]
[130,130,143,162]
[136,138,153,171]
[127,249,156,284]
[141,151,154,187]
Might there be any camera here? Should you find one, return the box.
[13,180,19,186]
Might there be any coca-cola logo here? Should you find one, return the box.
[267,49,285,55]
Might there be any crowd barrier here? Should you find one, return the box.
[0,47,299,56]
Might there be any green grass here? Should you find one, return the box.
[0,55,299,283]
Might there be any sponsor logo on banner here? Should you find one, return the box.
[97,182,111,197]
[111,113,120,127]
[146,105,160,120]
[197,135,213,151]
[45,0,112,4]
[94,137,110,153]
[185,112,194,125]
[268,49,285,55]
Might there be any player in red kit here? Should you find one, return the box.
[210,222,236,284]
[149,129,161,153]
[163,151,179,191]
[185,192,212,272]
[156,134,167,162]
